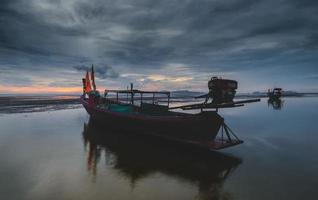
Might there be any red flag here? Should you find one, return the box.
[91,64,96,90]
[85,70,92,93]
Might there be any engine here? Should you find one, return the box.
[207,77,238,104]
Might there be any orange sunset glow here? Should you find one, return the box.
[0,86,83,94]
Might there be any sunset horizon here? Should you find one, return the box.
[1,1,318,200]
[1,0,317,95]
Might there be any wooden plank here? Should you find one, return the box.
[169,98,260,110]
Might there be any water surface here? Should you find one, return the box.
[0,97,317,200]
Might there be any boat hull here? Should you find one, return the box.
[81,98,223,143]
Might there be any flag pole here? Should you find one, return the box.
[91,64,96,91]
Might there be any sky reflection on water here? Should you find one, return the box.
[0,97,318,200]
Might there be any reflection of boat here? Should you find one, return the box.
[81,66,259,150]
[267,98,284,110]
[268,88,282,100]
[82,118,242,199]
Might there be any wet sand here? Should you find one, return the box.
[0,96,81,113]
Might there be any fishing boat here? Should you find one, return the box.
[81,65,260,150]
[268,88,282,100]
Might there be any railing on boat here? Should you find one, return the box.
[104,89,171,107]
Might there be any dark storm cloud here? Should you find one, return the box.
[0,0,317,91]
[1,0,317,64]
[73,65,89,72]
[73,65,119,79]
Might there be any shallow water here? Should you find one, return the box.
[0,96,81,113]
[0,97,317,200]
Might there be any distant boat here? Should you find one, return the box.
[268,88,282,100]
[81,66,259,150]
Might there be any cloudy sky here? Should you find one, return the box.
[0,0,317,94]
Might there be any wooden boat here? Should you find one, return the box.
[81,93,227,147]
[81,66,259,150]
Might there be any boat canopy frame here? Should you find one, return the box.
[104,89,171,107]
